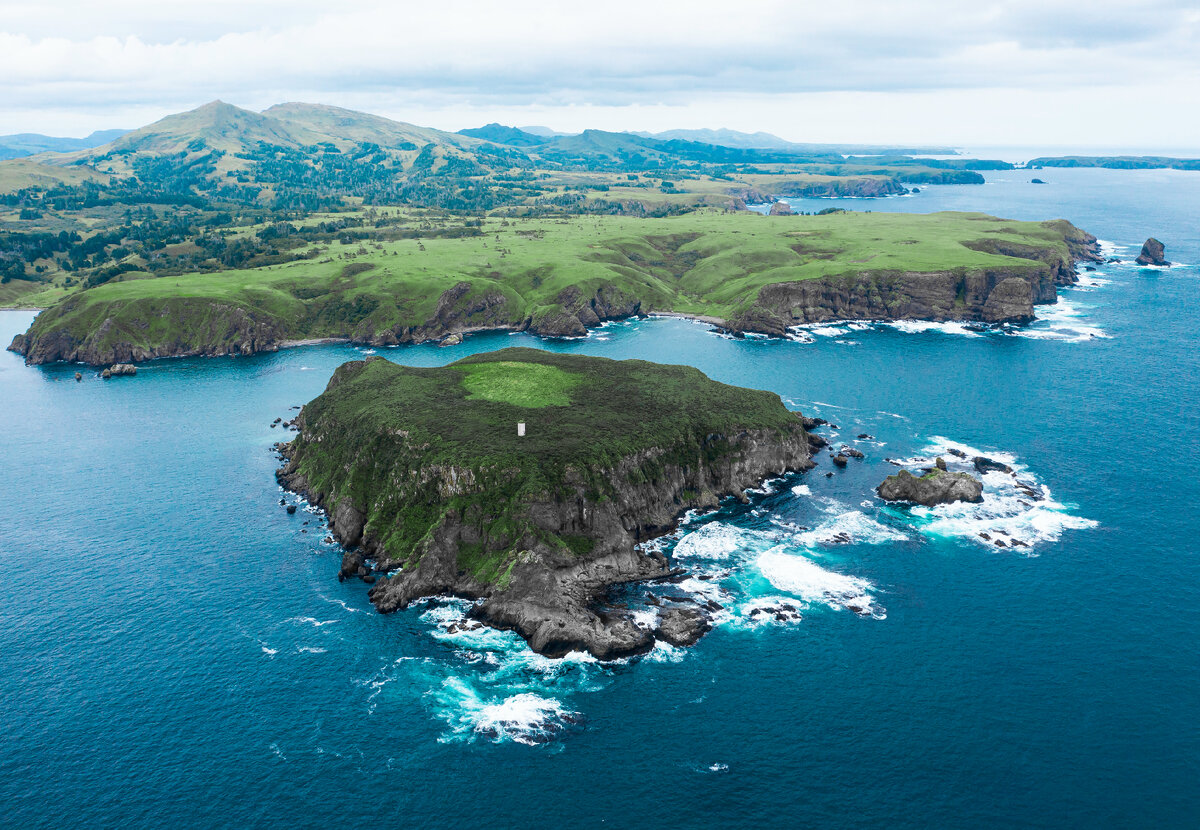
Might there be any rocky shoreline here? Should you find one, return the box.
[7,225,1103,367]
[274,351,822,659]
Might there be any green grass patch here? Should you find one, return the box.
[459,361,581,408]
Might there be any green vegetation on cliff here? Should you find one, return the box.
[9,209,1097,364]
[287,349,800,556]
[278,348,815,657]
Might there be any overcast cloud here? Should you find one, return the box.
[2,0,1198,148]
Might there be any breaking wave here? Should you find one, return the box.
[888,437,1099,551]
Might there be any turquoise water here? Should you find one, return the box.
[2,168,1198,827]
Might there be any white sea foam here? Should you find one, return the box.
[756,547,883,618]
[899,437,1098,550]
[791,484,812,496]
[885,319,985,337]
[739,596,804,625]
[1017,299,1111,342]
[643,640,689,663]
[790,510,909,548]
[1072,274,1111,290]
[297,646,327,654]
[291,616,338,627]
[436,677,578,746]
[261,646,278,656]
[672,522,754,560]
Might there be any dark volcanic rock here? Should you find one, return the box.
[276,349,816,660]
[654,607,712,647]
[1135,238,1170,266]
[973,456,1013,475]
[876,469,984,507]
[832,454,848,467]
[338,550,365,582]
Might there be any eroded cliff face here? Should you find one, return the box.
[275,356,818,659]
[724,228,1102,334]
[8,224,1103,365]
[727,266,1045,333]
[9,299,285,366]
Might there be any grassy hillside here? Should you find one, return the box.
[11,209,1087,363]
[286,348,802,576]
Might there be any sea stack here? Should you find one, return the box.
[876,468,984,507]
[1135,238,1170,266]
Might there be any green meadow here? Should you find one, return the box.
[17,209,1082,354]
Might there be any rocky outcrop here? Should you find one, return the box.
[876,468,984,506]
[728,266,1045,332]
[10,299,285,366]
[1135,238,1170,266]
[365,281,518,347]
[275,351,815,660]
[524,283,643,339]
[768,201,795,216]
[774,177,909,198]
[654,607,712,647]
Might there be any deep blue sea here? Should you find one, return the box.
[2,167,1198,828]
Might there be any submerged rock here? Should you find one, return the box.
[1135,238,1170,266]
[876,468,984,507]
[654,607,713,647]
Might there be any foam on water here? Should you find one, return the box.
[757,547,884,618]
[788,509,909,548]
[891,437,1098,551]
[1019,298,1111,342]
[886,320,986,337]
[672,521,761,560]
[434,677,579,746]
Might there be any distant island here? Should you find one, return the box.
[1025,155,1200,171]
[276,348,821,658]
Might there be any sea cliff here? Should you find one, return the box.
[274,349,818,658]
[8,212,1101,366]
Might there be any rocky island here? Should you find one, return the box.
[275,348,820,659]
[877,458,984,506]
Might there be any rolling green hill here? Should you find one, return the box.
[8,209,1098,365]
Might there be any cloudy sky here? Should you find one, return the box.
[2,0,1198,149]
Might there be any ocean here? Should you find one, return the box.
[1,165,1197,827]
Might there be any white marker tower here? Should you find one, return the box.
[517,422,526,437]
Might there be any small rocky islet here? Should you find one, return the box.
[275,348,823,659]
[876,457,985,507]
